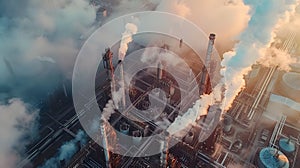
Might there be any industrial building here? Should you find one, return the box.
[18,20,300,167]
[94,32,222,167]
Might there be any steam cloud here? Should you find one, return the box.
[39,130,87,168]
[118,23,138,61]
[259,47,297,71]
[101,99,116,120]
[132,0,300,137]
[0,99,38,168]
[221,0,299,110]
[107,21,139,118]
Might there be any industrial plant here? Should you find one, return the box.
[16,25,300,168]
[11,1,300,168]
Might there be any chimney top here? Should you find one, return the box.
[209,33,216,40]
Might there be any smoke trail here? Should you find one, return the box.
[167,83,223,136]
[167,94,211,136]
[108,22,138,117]
[259,47,297,71]
[0,99,39,168]
[118,23,138,61]
[101,99,116,120]
[221,0,300,110]
[39,130,87,168]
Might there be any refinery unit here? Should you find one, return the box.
[17,24,300,168]
[91,32,220,168]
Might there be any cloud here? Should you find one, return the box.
[0,0,96,167]
[0,99,39,168]
[109,0,250,54]
[0,0,96,101]
[259,47,297,71]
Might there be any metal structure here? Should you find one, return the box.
[200,33,216,94]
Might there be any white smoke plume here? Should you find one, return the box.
[141,47,185,67]
[221,0,300,110]
[108,21,138,116]
[276,6,300,55]
[129,0,300,137]
[39,130,87,168]
[101,99,116,121]
[118,23,138,61]
[156,0,191,18]
[259,47,297,71]
[167,83,223,136]
[0,99,39,168]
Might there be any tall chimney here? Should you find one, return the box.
[160,131,170,168]
[119,62,126,109]
[205,34,216,75]
[99,119,111,168]
[103,48,116,93]
[157,62,163,81]
[200,34,216,94]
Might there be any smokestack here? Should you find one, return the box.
[132,130,142,144]
[119,122,130,135]
[103,48,116,93]
[119,62,126,109]
[102,9,107,17]
[144,125,150,136]
[201,34,216,94]
[223,116,232,133]
[184,131,194,145]
[206,34,216,74]
[169,84,175,97]
[99,119,111,168]
[179,39,183,48]
[160,131,169,168]
[157,62,163,81]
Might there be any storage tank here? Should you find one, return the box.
[279,138,295,154]
[184,131,194,145]
[257,147,289,168]
[119,123,130,135]
[290,63,300,73]
[280,72,300,101]
[132,130,142,144]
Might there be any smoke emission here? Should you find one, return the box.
[221,0,299,110]
[39,130,87,168]
[118,23,139,61]
[259,47,297,71]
